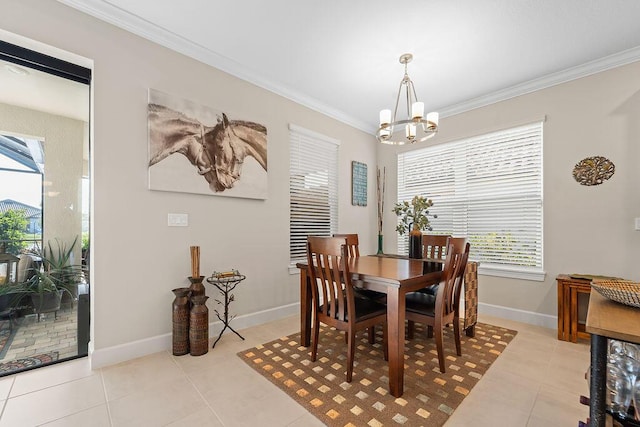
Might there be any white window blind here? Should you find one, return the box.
[397,122,544,280]
[289,124,339,264]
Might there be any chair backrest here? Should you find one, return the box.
[422,234,450,259]
[446,237,467,255]
[332,233,360,257]
[437,242,470,317]
[307,236,354,323]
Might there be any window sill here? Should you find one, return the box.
[478,264,546,282]
[289,264,302,275]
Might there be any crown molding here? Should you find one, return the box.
[56,0,371,133]
[439,46,640,118]
[58,1,640,133]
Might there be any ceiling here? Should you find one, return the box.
[59,0,640,134]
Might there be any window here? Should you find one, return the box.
[397,122,544,281]
[289,124,339,266]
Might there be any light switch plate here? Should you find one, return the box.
[168,213,188,227]
[635,218,640,231]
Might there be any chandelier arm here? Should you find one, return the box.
[391,79,405,132]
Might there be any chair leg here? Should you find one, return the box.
[427,325,433,338]
[453,317,462,356]
[435,323,446,373]
[346,328,356,382]
[368,326,375,344]
[382,323,388,361]
[311,318,320,362]
[407,320,415,339]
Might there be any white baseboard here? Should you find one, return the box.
[89,302,299,370]
[478,302,556,330]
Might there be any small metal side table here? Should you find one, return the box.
[206,270,246,348]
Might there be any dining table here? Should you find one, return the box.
[296,255,444,398]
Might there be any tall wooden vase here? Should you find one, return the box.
[408,227,423,259]
[171,287,190,356]
[188,276,205,298]
[189,295,209,356]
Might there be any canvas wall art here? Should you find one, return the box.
[148,89,268,199]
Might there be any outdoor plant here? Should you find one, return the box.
[23,236,84,297]
[392,195,437,235]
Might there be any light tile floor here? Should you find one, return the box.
[0,313,590,426]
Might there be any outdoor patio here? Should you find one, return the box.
[0,303,78,375]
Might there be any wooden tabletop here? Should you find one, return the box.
[586,291,640,344]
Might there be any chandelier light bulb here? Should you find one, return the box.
[379,109,391,126]
[411,102,424,119]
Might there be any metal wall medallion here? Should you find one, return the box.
[572,156,615,186]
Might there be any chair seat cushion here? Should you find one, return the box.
[319,298,386,322]
[405,292,436,316]
[354,288,387,302]
[416,284,438,295]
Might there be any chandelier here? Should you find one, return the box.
[377,53,439,145]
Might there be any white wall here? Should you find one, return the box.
[379,60,640,322]
[0,0,377,366]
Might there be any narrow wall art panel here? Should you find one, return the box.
[147,89,268,199]
[351,161,367,206]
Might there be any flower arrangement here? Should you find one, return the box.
[393,195,437,235]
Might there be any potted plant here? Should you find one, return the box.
[393,195,437,258]
[21,236,84,320]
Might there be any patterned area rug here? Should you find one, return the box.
[0,352,59,374]
[0,321,17,360]
[238,322,516,426]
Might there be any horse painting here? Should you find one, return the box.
[147,96,267,199]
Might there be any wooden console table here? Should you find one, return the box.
[557,274,591,342]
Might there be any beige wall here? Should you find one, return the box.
[0,0,378,360]
[379,60,640,318]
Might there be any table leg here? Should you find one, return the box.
[300,268,312,347]
[557,281,564,340]
[563,284,571,341]
[590,334,607,427]
[570,286,578,343]
[386,288,405,397]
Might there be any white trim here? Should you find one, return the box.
[439,46,640,117]
[57,1,640,133]
[478,266,546,282]
[478,302,557,330]
[56,0,370,133]
[89,302,299,369]
[288,124,340,146]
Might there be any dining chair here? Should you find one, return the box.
[405,242,470,373]
[333,233,386,345]
[332,233,360,257]
[307,236,388,382]
[422,234,450,260]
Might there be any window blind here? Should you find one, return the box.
[397,122,543,279]
[289,124,339,264]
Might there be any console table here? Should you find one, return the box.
[557,274,591,342]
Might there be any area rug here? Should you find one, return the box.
[0,351,59,374]
[238,322,516,426]
[0,321,18,360]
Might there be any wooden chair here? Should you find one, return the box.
[332,233,360,257]
[422,234,450,260]
[307,236,388,382]
[405,242,470,373]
